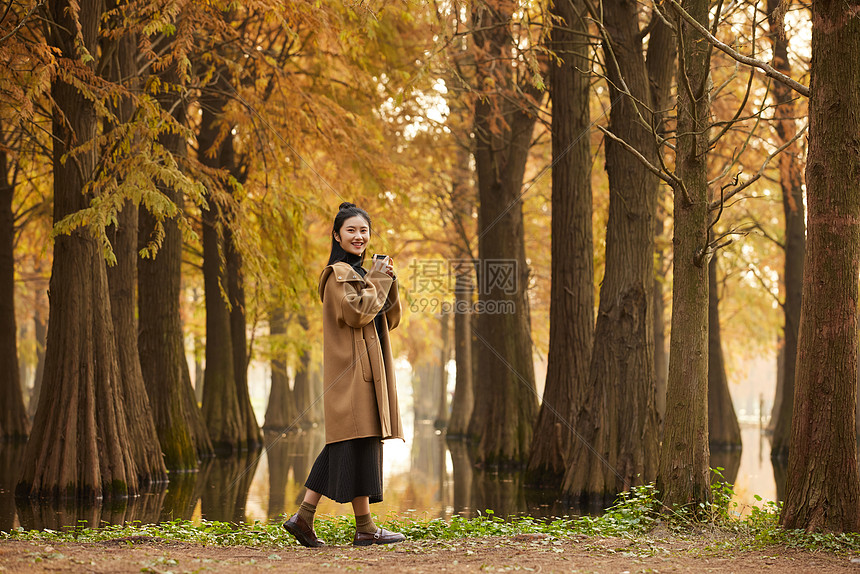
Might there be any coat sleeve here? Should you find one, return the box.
[385,278,401,330]
[335,269,394,329]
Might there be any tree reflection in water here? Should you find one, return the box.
[159,462,211,523]
[265,429,323,520]
[201,450,260,523]
[0,442,25,531]
[0,423,783,529]
[710,449,742,487]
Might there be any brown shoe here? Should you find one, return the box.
[283,513,325,547]
[353,527,406,546]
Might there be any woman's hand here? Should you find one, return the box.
[371,255,394,278]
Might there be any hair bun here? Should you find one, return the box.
[339,202,356,211]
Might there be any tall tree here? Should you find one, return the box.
[0,145,28,441]
[780,0,860,532]
[467,0,540,466]
[766,0,806,460]
[199,150,244,453]
[226,224,261,447]
[17,0,138,499]
[657,0,712,510]
[527,0,594,487]
[102,14,167,484]
[646,19,677,423]
[139,60,214,469]
[562,0,662,501]
[707,257,741,450]
[440,87,477,439]
[198,77,260,452]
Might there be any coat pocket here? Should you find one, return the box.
[366,333,383,384]
[355,334,373,382]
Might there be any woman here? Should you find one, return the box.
[284,202,405,547]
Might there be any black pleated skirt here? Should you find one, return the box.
[304,437,383,504]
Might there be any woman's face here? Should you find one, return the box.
[334,215,370,257]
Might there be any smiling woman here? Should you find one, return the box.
[283,202,405,548]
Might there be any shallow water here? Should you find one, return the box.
[0,419,776,530]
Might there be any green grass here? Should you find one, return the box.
[4,477,860,555]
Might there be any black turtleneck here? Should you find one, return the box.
[341,252,366,276]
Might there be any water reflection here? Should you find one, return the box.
[0,422,778,529]
[200,451,260,522]
[710,448,742,485]
[265,430,324,520]
[772,457,787,502]
[448,440,473,516]
[160,468,209,522]
[0,442,26,530]
[15,490,166,530]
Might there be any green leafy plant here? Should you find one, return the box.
[4,476,860,556]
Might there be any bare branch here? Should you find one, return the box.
[597,124,691,203]
[709,68,755,146]
[665,0,810,97]
[708,124,808,210]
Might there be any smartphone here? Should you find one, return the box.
[373,254,387,261]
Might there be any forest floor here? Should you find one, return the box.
[2,530,860,573]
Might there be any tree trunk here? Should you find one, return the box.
[646,19,677,424]
[769,338,784,433]
[200,198,243,454]
[292,343,319,427]
[766,0,806,461]
[103,19,168,486]
[17,0,138,499]
[436,312,450,428]
[448,273,474,437]
[0,147,28,441]
[227,228,262,448]
[29,298,47,419]
[467,0,539,467]
[191,288,205,404]
[707,257,741,450]
[108,209,169,486]
[198,104,244,455]
[263,307,297,431]
[562,0,660,503]
[657,0,712,510]
[780,1,860,532]
[198,86,259,453]
[653,257,669,422]
[413,358,440,421]
[527,0,594,487]
[139,64,213,469]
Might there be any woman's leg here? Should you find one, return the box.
[296,488,322,525]
[304,489,323,506]
[352,495,377,536]
[351,495,370,517]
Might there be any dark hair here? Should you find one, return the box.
[327,202,372,266]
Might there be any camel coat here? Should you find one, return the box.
[318,261,403,444]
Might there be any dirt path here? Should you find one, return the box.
[1,534,859,573]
